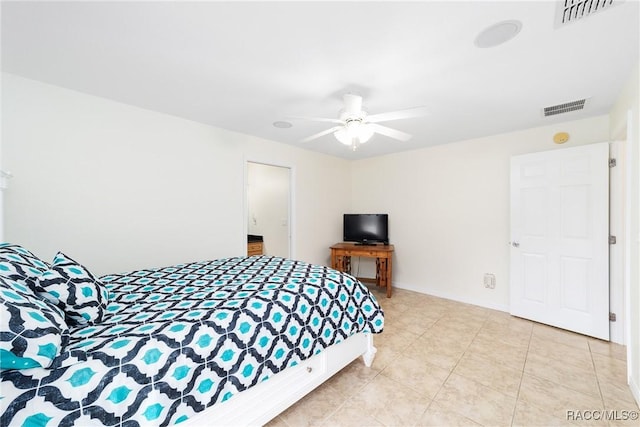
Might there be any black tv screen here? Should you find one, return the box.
[343,214,389,244]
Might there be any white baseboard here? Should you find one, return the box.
[393,283,630,345]
[393,281,510,313]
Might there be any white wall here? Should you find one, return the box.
[351,115,610,312]
[609,61,640,404]
[247,162,290,258]
[1,73,351,275]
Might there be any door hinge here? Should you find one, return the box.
[609,312,617,322]
[609,158,617,168]
[609,235,617,245]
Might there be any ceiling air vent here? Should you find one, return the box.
[556,0,623,26]
[543,98,588,117]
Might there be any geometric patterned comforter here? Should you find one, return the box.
[0,255,384,426]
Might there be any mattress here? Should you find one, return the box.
[0,255,384,426]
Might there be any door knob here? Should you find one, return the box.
[512,241,520,248]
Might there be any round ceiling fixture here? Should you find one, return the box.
[272,121,292,128]
[474,20,522,48]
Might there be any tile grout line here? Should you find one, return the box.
[320,370,379,426]
[587,340,609,419]
[509,321,534,427]
[422,311,489,426]
[383,307,468,426]
[410,311,453,426]
[372,310,446,427]
[408,312,445,425]
[328,350,389,426]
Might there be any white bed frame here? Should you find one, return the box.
[181,333,377,426]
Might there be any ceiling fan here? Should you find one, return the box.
[292,94,428,151]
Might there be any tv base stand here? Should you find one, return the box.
[353,242,389,246]
[330,243,395,298]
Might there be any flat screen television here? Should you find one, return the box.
[343,214,389,245]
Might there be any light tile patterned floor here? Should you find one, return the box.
[266,288,640,427]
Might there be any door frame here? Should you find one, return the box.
[243,158,295,259]
[609,139,627,344]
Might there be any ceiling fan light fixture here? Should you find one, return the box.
[334,128,351,146]
[297,93,425,148]
[334,121,374,146]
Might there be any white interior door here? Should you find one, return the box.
[510,142,610,340]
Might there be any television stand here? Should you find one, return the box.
[330,243,395,298]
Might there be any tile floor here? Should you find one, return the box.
[266,287,639,426]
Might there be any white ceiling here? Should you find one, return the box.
[2,1,638,160]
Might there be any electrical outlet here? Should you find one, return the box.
[484,273,496,289]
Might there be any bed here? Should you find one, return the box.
[0,244,384,426]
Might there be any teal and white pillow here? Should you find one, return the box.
[0,275,68,370]
[0,243,50,292]
[36,252,109,325]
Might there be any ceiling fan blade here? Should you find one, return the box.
[288,116,343,124]
[300,126,344,143]
[369,124,412,142]
[366,106,429,123]
[343,94,363,115]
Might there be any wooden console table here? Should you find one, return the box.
[330,243,395,298]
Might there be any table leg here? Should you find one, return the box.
[386,256,392,298]
[378,258,386,288]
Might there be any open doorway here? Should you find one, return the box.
[246,162,291,259]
